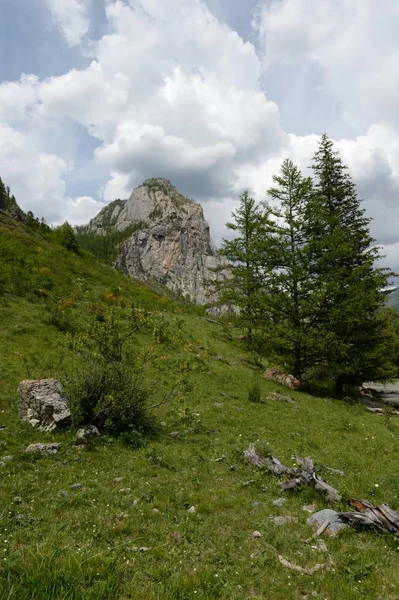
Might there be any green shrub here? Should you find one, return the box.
[247,382,262,403]
[65,308,155,437]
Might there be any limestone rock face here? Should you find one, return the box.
[86,179,228,306]
[18,379,71,433]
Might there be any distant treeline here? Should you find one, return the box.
[75,222,147,264]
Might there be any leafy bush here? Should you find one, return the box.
[66,308,155,436]
[247,382,262,403]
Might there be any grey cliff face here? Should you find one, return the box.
[86,179,227,306]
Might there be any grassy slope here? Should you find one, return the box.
[1,217,399,600]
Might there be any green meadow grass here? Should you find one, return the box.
[1,217,399,599]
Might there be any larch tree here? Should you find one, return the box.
[210,191,269,345]
[261,159,316,383]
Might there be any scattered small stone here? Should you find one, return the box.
[269,515,296,525]
[302,503,317,513]
[153,508,160,514]
[113,477,124,483]
[307,509,347,536]
[169,431,181,438]
[0,425,6,430]
[15,514,26,522]
[119,488,131,494]
[240,480,257,487]
[3,455,13,462]
[187,506,196,513]
[160,421,167,427]
[214,402,224,408]
[0,462,6,467]
[25,443,61,454]
[70,483,82,490]
[261,486,268,492]
[118,512,129,520]
[75,425,100,443]
[252,501,260,507]
[273,497,286,507]
[58,490,68,497]
[13,496,23,505]
[252,530,262,538]
[132,499,140,507]
[131,546,151,552]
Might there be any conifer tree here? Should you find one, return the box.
[306,134,396,396]
[261,159,315,382]
[211,191,268,345]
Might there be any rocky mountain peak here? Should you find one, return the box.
[83,179,227,306]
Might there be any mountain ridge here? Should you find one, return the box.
[78,178,227,306]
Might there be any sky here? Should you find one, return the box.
[1,0,399,271]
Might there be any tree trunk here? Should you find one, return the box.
[335,375,344,399]
[294,342,302,383]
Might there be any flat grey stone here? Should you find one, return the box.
[13,496,23,505]
[25,443,61,454]
[70,483,82,490]
[3,455,13,462]
[307,509,348,536]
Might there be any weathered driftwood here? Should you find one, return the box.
[338,499,399,534]
[244,444,342,502]
[280,458,342,503]
[264,368,301,390]
[244,443,266,468]
[278,554,333,575]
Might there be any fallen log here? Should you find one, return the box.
[338,499,399,534]
[264,368,301,390]
[244,444,342,502]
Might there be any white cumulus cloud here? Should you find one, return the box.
[1,0,399,271]
[44,0,90,47]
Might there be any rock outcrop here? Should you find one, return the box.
[18,379,71,432]
[84,179,228,306]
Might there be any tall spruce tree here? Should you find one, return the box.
[306,134,396,396]
[211,191,268,345]
[261,159,315,382]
